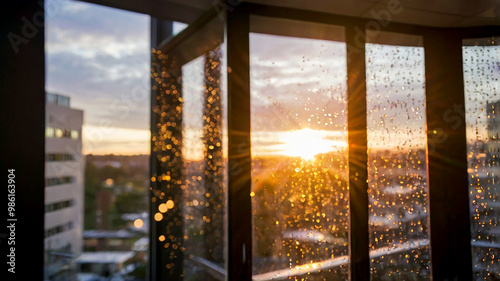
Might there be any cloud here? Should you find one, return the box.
[45,0,150,133]
[250,33,348,132]
[47,0,149,45]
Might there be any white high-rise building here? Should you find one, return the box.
[45,93,84,280]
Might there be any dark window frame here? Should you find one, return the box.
[3,1,499,280]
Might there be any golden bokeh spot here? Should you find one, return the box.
[166,199,175,209]
[158,203,168,213]
[133,219,143,228]
[154,212,163,221]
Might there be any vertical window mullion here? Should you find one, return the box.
[226,7,252,281]
[424,30,472,280]
[346,23,370,281]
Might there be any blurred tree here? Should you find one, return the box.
[115,191,147,214]
[84,161,101,229]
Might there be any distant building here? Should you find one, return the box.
[485,100,500,203]
[83,229,139,252]
[45,93,84,280]
[76,251,137,280]
[486,100,500,166]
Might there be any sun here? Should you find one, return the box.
[278,128,334,161]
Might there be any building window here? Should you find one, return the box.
[47,93,71,107]
[45,221,75,238]
[47,153,75,162]
[45,176,74,187]
[45,199,75,213]
[46,127,55,138]
[46,126,79,140]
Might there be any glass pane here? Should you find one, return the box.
[181,46,227,280]
[47,93,57,104]
[151,36,227,279]
[45,2,151,280]
[250,29,349,280]
[59,95,70,107]
[366,41,431,280]
[463,37,500,280]
[46,127,54,138]
[55,128,63,138]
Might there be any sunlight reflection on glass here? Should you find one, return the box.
[279,128,346,161]
[250,31,349,279]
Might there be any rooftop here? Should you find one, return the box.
[76,251,136,264]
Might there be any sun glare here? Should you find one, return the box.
[278,128,334,161]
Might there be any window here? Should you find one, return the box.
[148,3,497,281]
[151,15,227,280]
[44,3,151,281]
[45,126,79,140]
[366,33,431,279]
[45,176,74,187]
[46,126,55,138]
[249,22,349,279]
[5,1,500,281]
[464,37,500,280]
[47,93,70,107]
[47,153,74,162]
[45,199,75,213]
[45,221,75,238]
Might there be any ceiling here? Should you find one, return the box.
[81,0,500,27]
